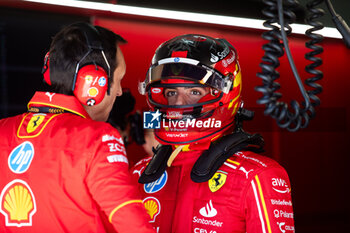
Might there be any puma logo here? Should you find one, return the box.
[239,166,253,179]
[45,92,55,102]
[133,166,144,177]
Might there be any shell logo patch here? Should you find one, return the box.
[88,87,99,97]
[27,114,45,133]
[208,171,227,192]
[143,197,160,223]
[8,141,34,174]
[0,179,36,227]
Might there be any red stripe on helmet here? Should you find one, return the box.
[171,51,188,58]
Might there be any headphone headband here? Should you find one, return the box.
[74,22,103,50]
[71,22,111,94]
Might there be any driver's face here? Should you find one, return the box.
[164,86,210,105]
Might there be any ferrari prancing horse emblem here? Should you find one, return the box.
[208,171,227,192]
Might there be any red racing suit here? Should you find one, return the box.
[0,92,155,233]
[131,148,295,233]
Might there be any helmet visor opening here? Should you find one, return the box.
[148,81,222,109]
[146,62,228,92]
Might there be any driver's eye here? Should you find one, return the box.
[165,90,177,97]
[190,90,202,96]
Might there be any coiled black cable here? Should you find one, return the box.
[256,0,324,132]
[304,0,324,115]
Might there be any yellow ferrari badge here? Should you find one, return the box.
[208,171,227,192]
[27,115,45,133]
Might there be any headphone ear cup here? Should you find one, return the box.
[42,52,51,85]
[73,64,108,106]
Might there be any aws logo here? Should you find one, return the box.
[271,178,290,194]
[0,179,36,227]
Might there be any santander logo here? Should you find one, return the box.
[199,200,217,217]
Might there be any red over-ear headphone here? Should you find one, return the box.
[42,52,51,85]
[73,64,108,106]
[42,22,111,106]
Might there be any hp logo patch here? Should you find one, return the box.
[144,171,167,193]
[8,141,35,174]
[143,110,161,129]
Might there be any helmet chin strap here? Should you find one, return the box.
[167,145,185,167]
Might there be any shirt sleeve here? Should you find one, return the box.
[85,129,155,233]
[244,165,295,233]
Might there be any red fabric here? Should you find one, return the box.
[0,92,155,233]
[131,150,295,233]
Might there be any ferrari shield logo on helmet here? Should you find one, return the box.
[208,171,227,192]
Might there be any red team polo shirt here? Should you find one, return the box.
[0,92,154,233]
